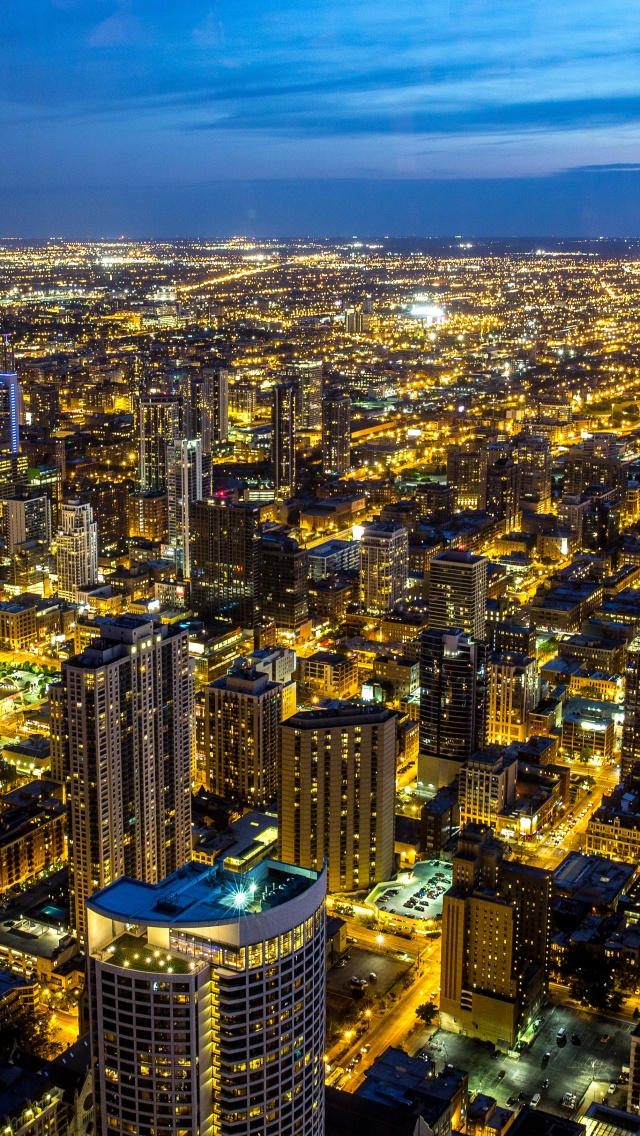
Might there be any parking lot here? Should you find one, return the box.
[326,946,411,1010]
[367,860,452,922]
[426,1003,633,1116]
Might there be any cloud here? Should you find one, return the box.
[88,4,149,47]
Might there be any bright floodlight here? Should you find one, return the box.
[233,891,248,908]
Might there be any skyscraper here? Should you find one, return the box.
[190,498,262,629]
[622,636,640,783]
[486,457,519,531]
[428,548,489,641]
[0,369,21,454]
[202,366,229,447]
[272,382,296,499]
[139,395,181,492]
[360,521,409,613]
[321,392,351,475]
[487,651,538,745]
[167,437,203,578]
[204,657,283,806]
[419,628,487,789]
[56,499,98,600]
[286,360,323,431]
[260,531,309,638]
[50,614,192,940]
[87,857,326,1136]
[279,703,397,892]
[440,826,551,1048]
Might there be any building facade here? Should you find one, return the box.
[279,704,397,892]
[428,549,489,642]
[360,522,409,614]
[419,629,488,790]
[56,500,98,601]
[204,659,283,807]
[190,499,262,629]
[50,614,192,940]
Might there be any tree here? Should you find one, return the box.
[416,1002,437,1026]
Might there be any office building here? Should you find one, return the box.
[428,549,489,641]
[1,491,51,554]
[298,651,359,701]
[447,447,487,511]
[440,826,551,1048]
[0,369,21,454]
[487,651,538,745]
[50,614,192,940]
[419,628,487,789]
[360,521,409,613]
[459,749,518,831]
[204,658,283,807]
[272,382,296,499]
[190,498,262,629]
[261,531,309,637]
[486,458,519,530]
[285,360,323,431]
[279,703,397,891]
[87,857,326,1136]
[56,499,98,601]
[321,392,351,475]
[622,636,640,783]
[167,437,203,578]
[139,395,181,491]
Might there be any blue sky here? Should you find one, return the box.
[2,0,640,235]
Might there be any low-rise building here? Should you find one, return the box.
[0,785,66,891]
[554,852,636,914]
[586,784,640,863]
[298,650,359,700]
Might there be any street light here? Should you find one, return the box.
[376,933,384,946]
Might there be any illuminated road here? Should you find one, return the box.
[515,760,619,870]
[344,944,441,1093]
[178,253,325,295]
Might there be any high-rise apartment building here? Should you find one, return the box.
[87,857,326,1136]
[360,521,409,613]
[139,395,181,492]
[50,614,192,940]
[419,628,487,789]
[622,636,640,783]
[190,498,261,629]
[1,491,51,554]
[261,531,309,638]
[440,825,551,1048]
[128,488,168,543]
[167,438,203,578]
[487,651,538,745]
[272,383,296,499]
[458,749,518,831]
[285,360,323,431]
[204,658,283,806]
[56,499,98,600]
[321,392,351,475]
[447,447,488,511]
[279,703,397,892]
[515,434,551,508]
[428,549,489,641]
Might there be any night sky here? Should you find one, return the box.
[2,0,640,237]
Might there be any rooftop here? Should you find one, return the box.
[87,857,320,928]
